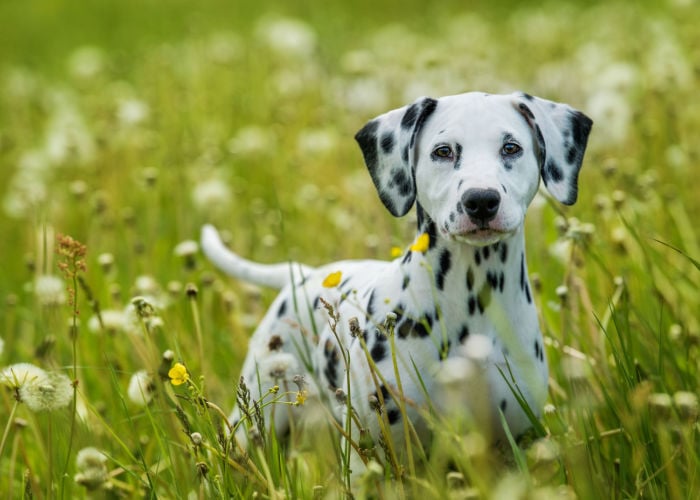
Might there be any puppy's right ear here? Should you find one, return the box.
[355,97,438,217]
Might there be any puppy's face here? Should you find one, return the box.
[414,94,540,246]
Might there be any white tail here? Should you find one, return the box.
[200,225,313,289]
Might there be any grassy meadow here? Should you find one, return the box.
[1,0,699,498]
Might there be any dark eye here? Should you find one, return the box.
[501,142,522,156]
[432,145,454,160]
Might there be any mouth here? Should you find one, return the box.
[452,227,512,246]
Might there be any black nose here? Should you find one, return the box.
[462,188,501,224]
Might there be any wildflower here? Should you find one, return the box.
[227,126,276,156]
[34,275,67,307]
[67,46,105,81]
[673,391,699,421]
[390,246,403,258]
[0,363,47,388]
[174,240,198,259]
[409,233,430,253]
[295,390,308,406]
[322,271,342,288]
[168,363,189,386]
[117,98,150,126]
[127,370,155,406]
[74,446,108,491]
[87,309,125,335]
[21,371,73,412]
[97,253,115,274]
[255,17,317,59]
[187,432,202,447]
[191,178,232,213]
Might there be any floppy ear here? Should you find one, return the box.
[513,93,593,205]
[355,97,438,216]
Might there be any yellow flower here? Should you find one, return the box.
[168,363,189,386]
[295,390,308,406]
[409,233,430,253]
[322,270,342,288]
[390,246,403,258]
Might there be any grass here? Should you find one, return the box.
[0,0,699,498]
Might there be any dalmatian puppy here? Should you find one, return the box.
[201,91,592,477]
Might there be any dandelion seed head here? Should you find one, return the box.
[256,17,317,59]
[174,240,199,257]
[34,274,67,307]
[19,370,74,412]
[87,309,125,334]
[67,46,106,81]
[117,98,150,126]
[191,178,232,213]
[227,126,276,156]
[74,446,108,490]
[0,363,47,388]
[127,370,155,406]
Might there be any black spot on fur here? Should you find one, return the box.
[458,325,470,343]
[525,283,532,304]
[435,249,452,290]
[397,318,430,338]
[466,267,474,291]
[567,145,577,165]
[423,219,438,250]
[454,143,463,170]
[482,246,490,260]
[366,289,376,317]
[487,271,499,290]
[390,167,413,196]
[534,340,544,362]
[355,120,379,171]
[468,296,476,316]
[500,243,508,263]
[402,251,412,265]
[371,342,386,362]
[387,408,401,424]
[499,271,505,292]
[312,295,321,309]
[501,183,508,194]
[401,144,409,163]
[277,299,287,317]
[402,274,410,290]
[380,131,395,154]
[545,159,564,183]
[521,93,534,102]
[474,250,482,266]
[520,253,526,291]
[323,340,340,389]
[570,111,593,150]
[401,103,421,130]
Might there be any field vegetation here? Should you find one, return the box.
[0,0,698,498]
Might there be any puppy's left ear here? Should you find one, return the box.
[513,93,593,205]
